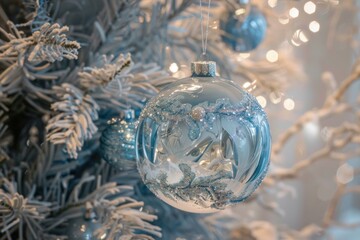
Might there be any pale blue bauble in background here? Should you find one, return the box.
[221,6,267,52]
[100,110,138,171]
[136,61,271,213]
[65,216,103,240]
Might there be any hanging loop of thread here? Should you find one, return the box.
[199,0,212,56]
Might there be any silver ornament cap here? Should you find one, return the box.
[191,61,216,77]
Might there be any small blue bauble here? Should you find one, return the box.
[221,6,267,52]
[100,110,138,170]
[136,61,271,213]
[65,213,103,240]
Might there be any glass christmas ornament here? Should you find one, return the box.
[65,210,104,240]
[136,61,271,213]
[100,109,138,170]
[221,6,267,52]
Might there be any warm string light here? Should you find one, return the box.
[243,81,251,89]
[289,7,299,18]
[303,120,320,138]
[268,0,278,8]
[236,53,251,62]
[283,98,295,111]
[266,50,279,63]
[279,17,290,25]
[274,1,324,47]
[256,96,267,108]
[299,31,309,43]
[235,8,246,16]
[304,1,316,15]
[309,21,320,32]
[269,92,282,104]
[169,62,179,73]
[242,81,256,92]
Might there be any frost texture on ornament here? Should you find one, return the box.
[221,6,267,52]
[100,110,138,170]
[136,61,271,213]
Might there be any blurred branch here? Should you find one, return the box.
[273,61,360,155]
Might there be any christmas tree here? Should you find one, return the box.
[0,0,359,239]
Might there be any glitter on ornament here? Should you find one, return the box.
[100,109,138,171]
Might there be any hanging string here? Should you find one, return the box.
[199,0,212,56]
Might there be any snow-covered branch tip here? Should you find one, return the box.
[92,184,162,240]
[0,22,80,64]
[0,178,52,239]
[49,182,162,240]
[78,54,174,112]
[79,54,132,89]
[46,83,99,159]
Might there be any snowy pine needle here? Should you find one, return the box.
[48,181,161,240]
[79,54,132,88]
[0,22,80,64]
[92,184,162,239]
[46,83,99,159]
[0,178,51,239]
[79,54,174,112]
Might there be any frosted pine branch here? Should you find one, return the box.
[272,60,360,155]
[46,180,161,239]
[0,22,80,64]
[80,54,174,112]
[46,83,99,159]
[79,54,132,88]
[0,178,52,239]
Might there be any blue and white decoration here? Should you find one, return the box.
[136,61,271,213]
[221,5,267,52]
[64,208,103,240]
[100,109,138,171]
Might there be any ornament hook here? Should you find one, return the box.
[200,0,212,57]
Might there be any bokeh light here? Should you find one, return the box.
[256,96,267,108]
[289,7,299,18]
[337,163,354,184]
[284,98,295,111]
[279,17,290,25]
[268,0,278,8]
[169,63,179,73]
[269,92,282,104]
[243,81,251,89]
[266,50,279,63]
[304,1,316,15]
[309,21,320,32]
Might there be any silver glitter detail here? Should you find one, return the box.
[191,61,216,77]
[144,163,234,210]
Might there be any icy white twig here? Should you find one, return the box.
[0,22,80,64]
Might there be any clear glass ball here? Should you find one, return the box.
[136,70,271,213]
[65,217,102,240]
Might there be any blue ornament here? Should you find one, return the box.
[221,6,267,52]
[136,61,271,213]
[100,110,138,171]
[65,210,104,240]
